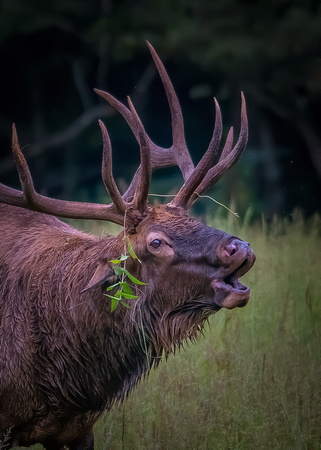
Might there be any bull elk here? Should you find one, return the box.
[0,42,255,449]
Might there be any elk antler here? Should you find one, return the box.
[0,42,248,228]
[0,124,127,225]
[96,41,248,210]
[170,92,248,209]
[94,41,195,203]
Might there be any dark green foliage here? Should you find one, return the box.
[0,0,320,218]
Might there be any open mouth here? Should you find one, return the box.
[224,258,250,289]
[211,255,255,309]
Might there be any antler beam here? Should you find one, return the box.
[0,124,125,225]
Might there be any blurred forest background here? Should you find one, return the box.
[0,0,320,221]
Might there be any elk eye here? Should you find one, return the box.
[150,239,162,249]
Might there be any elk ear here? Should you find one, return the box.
[81,262,115,293]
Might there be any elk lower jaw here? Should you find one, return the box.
[211,259,252,309]
[211,279,250,309]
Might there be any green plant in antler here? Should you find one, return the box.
[104,237,147,312]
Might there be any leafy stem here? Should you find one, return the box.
[104,237,146,312]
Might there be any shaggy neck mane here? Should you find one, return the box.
[118,290,211,401]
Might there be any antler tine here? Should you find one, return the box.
[94,89,169,203]
[0,125,125,225]
[169,98,223,208]
[99,120,126,213]
[219,126,234,161]
[127,97,151,213]
[94,89,139,142]
[187,93,248,207]
[11,123,37,205]
[186,127,234,208]
[146,41,194,180]
[94,89,189,184]
[0,125,26,208]
[95,42,196,203]
[95,43,195,184]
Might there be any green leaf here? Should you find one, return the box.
[107,290,121,312]
[106,290,121,301]
[125,270,147,285]
[111,298,119,312]
[121,292,138,300]
[126,237,141,262]
[104,294,117,301]
[121,283,133,295]
[121,301,131,309]
[113,266,126,276]
[109,254,128,264]
[106,282,121,291]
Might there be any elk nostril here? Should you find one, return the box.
[230,245,236,256]
[225,243,238,257]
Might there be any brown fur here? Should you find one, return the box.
[0,202,254,449]
[0,41,252,450]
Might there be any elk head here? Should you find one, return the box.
[0,42,255,339]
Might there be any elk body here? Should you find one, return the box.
[0,43,255,449]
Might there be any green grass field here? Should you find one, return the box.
[12,211,321,450]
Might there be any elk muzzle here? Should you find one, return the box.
[212,238,256,309]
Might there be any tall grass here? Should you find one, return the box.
[94,211,321,450]
[14,211,321,449]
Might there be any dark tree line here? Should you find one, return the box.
[0,0,320,219]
